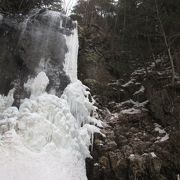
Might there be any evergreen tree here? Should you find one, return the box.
[73,0,180,78]
[0,0,62,13]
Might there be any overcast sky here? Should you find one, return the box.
[62,0,78,15]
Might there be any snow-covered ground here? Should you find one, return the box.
[0,13,101,180]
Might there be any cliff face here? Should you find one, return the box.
[78,26,180,180]
[0,10,75,103]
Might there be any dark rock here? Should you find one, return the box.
[78,14,180,180]
[109,151,128,180]
[0,10,73,101]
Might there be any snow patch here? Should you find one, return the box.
[154,124,169,143]
[121,108,141,115]
[121,79,135,87]
[94,163,99,166]
[131,68,146,76]
[133,85,145,95]
[117,99,148,109]
[129,154,135,160]
[154,123,166,134]
[159,133,169,142]
[151,152,157,158]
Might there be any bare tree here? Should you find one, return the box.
[155,0,175,86]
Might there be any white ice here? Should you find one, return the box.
[64,23,79,82]
[0,72,100,180]
[0,14,101,180]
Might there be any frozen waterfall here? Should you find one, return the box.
[0,10,102,180]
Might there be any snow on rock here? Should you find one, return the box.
[0,71,101,180]
[117,99,148,109]
[156,133,169,143]
[154,123,169,143]
[131,68,146,76]
[135,100,149,108]
[118,99,136,107]
[94,163,99,166]
[121,79,135,87]
[159,133,169,142]
[133,85,145,95]
[117,99,149,115]
[121,108,141,115]
[129,154,135,160]
[0,14,3,22]
[154,123,166,134]
[151,152,157,158]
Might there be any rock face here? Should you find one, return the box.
[85,61,180,179]
[0,14,21,95]
[0,10,75,103]
[78,28,180,179]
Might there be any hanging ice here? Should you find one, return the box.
[64,22,79,82]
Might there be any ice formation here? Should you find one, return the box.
[0,71,101,180]
[64,22,79,82]
[0,12,101,180]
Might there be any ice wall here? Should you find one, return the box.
[0,10,101,180]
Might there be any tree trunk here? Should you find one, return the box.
[155,0,175,86]
[121,0,127,49]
